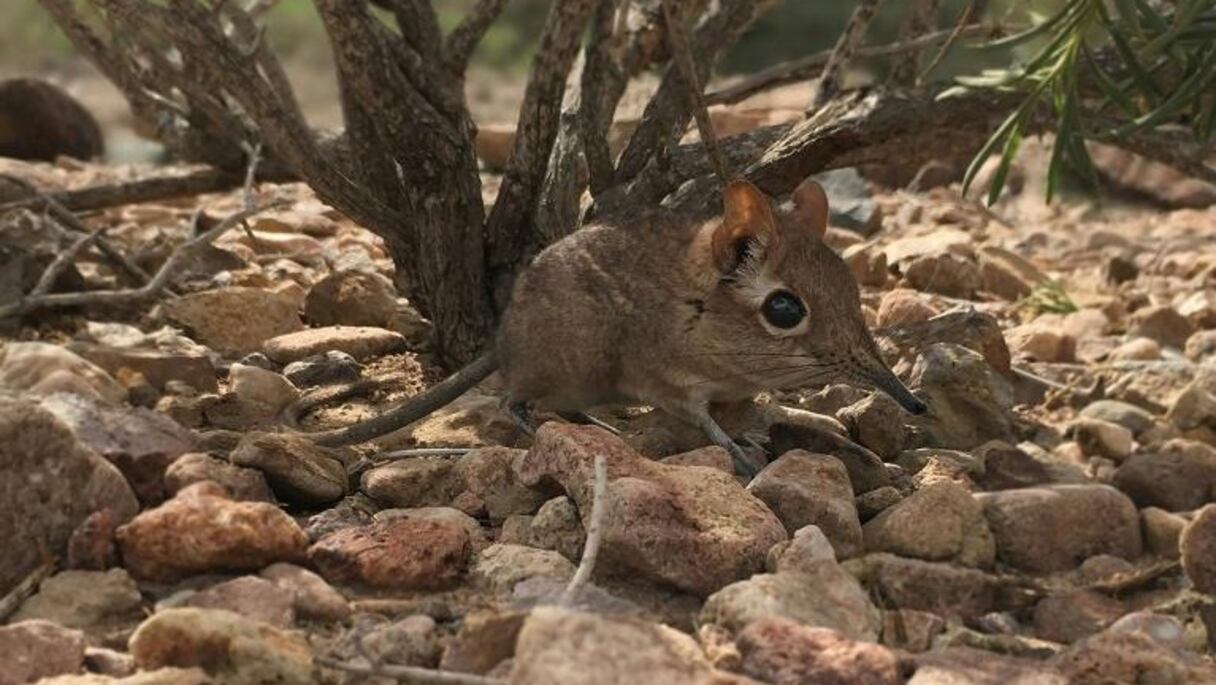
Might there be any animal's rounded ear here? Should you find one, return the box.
[713,180,776,272]
[791,178,829,237]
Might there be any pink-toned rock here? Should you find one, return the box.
[1033,590,1125,643]
[875,289,938,328]
[304,270,398,328]
[1109,337,1162,361]
[308,517,470,589]
[164,453,273,502]
[259,562,350,622]
[161,287,303,355]
[262,326,406,364]
[116,482,308,582]
[0,620,85,685]
[862,482,994,568]
[737,617,902,685]
[1005,323,1075,363]
[748,451,863,559]
[659,445,735,474]
[457,446,548,523]
[65,508,119,571]
[0,342,126,403]
[181,576,295,627]
[1128,305,1195,350]
[230,432,348,506]
[515,424,787,597]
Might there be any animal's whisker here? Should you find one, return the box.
[683,362,841,389]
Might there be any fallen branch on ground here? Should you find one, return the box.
[314,655,505,685]
[0,560,54,623]
[561,452,608,607]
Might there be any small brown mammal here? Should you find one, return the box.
[308,176,923,477]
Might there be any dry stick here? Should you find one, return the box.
[561,452,608,607]
[888,0,943,86]
[314,655,505,685]
[919,0,982,81]
[811,0,884,111]
[28,226,108,299]
[0,198,289,320]
[704,24,989,106]
[0,561,54,623]
[660,0,730,184]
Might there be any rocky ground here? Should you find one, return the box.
[2,131,1216,685]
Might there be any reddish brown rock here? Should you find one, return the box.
[1181,504,1216,594]
[262,326,406,364]
[1033,590,1125,643]
[515,424,786,597]
[161,287,303,355]
[737,617,902,685]
[875,289,938,328]
[66,508,119,571]
[748,451,863,559]
[308,517,470,590]
[181,576,295,628]
[116,482,308,582]
[164,453,273,503]
[0,620,86,685]
[458,446,548,523]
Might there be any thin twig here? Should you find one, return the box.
[888,0,942,86]
[919,0,980,81]
[0,560,54,623]
[315,655,506,685]
[811,0,884,111]
[28,225,107,298]
[660,0,729,184]
[560,453,608,607]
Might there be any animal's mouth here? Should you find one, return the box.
[867,368,928,415]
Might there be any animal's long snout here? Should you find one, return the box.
[856,350,927,415]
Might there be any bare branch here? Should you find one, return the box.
[385,0,443,59]
[29,226,107,299]
[888,0,942,86]
[561,452,607,606]
[315,655,505,685]
[811,0,883,111]
[660,0,729,184]
[444,0,511,73]
[0,561,54,623]
[919,0,986,81]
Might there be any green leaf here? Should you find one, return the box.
[976,0,1087,49]
[1112,43,1216,135]
[988,114,1026,206]
[1083,43,1139,116]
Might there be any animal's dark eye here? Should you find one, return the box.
[761,290,806,329]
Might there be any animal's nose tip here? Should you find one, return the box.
[904,395,928,416]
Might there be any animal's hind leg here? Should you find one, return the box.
[556,411,621,435]
[502,398,538,436]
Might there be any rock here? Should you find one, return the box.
[883,227,971,265]
[1077,554,1135,582]
[227,364,299,419]
[700,565,881,641]
[838,394,907,459]
[529,496,586,562]
[0,77,103,160]
[470,543,576,592]
[161,287,302,355]
[230,432,347,506]
[71,343,217,394]
[1129,305,1196,350]
[863,482,994,567]
[907,343,1016,450]
[842,244,888,288]
[660,445,735,473]
[1005,323,1075,363]
[0,398,138,594]
[978,246,1047,301]
[0,620,86,685]
[129,608,314,684]
[1070,417,1134,461]
[516,424,786,596]
[458,447,547,523]
[881,610,945,653]
[0,342,126,403]
[1109,337,1162,361]
[258,562,350,622]
[361,457,464,508]
[1080,399,1156,436]
[1178,290,1216,330]
[66,509,119,571]
[978,485,1142,573]
[768,421,891,494]
[1114,440,1216,511]
[440,611,526,675]
[903,252,982,298]
[1166,372,1216,441]
[845,553,1000,619]
[1107,612,1186,648]
[116,482,308,582]
[972,441,1055,491]
[879,309,1012,376]
[770,525,838,573]
[911,647,1066,684]
[1141,507,1185,558]
[83,646,136,677]
[737,617,902,685]
[1033,590,1124,643]
[308,517,469,589]
[303,494,376,542]
[333,614,438,669]
[12,569,142,640]
[748,451,863,558]
[178,575,294,627]
[164,453,273,502]
[855,486,903,521]
[1181,504,1216,594]
[375,506,487,548]
[1187,330,1216,362]
[282,351,361,387]
[818,168,883,235]
[39,393,195,505]
[1052,629,1216,685]
[304,270,398,327]
[390,392,519,448]
[510,606,740,684]
[875,289,938,328]
[262,326,406,364]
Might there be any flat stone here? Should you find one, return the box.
[263,325,406,364]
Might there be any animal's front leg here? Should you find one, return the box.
[671,400,764,479]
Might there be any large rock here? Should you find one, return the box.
[700,565,880,642]
[0,342,125,403]
[748,451,863,558]
[308,517,469,589]
[177,576,295,628]
[470,543,575,592]
[458,447,548,523]
[164,453,273,502]
[71,342,217,393]
[0,620,86,685]
[978,246,1047,301]
[0,77,103,161]
[907,343,1016,449]
[737,617,902,685]
[845,553,1001,619]
[1180,504,1216,594]
[161,287,302,355]
[39,393,195,505]
[1052,628,1216,685]
[1128,305,1195,350]
[1166,370,1216,442]
[230,432,347,506]
[304,270,398,327]
[863,482,994,568]
[12,569,142,641]
[262,326,406,364]
[1114,439,1216,511]
[1079,400,1156,436]
[977,485,1142,573]
[904,252,982,298]
[129,608,315,685]
[509,606,745,685]
[361,457,465,508]
[515,424,787,596]
[116,482,308,581]
[0,398,138,594]
[258,562,350,623]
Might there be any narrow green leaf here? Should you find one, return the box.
[1095,3,1165,103]
[1112,43,1216,135]
[976,0,1087,49]
[1082,43,1139,116]
[988,116,1026,206]
[962,102,1030,197]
